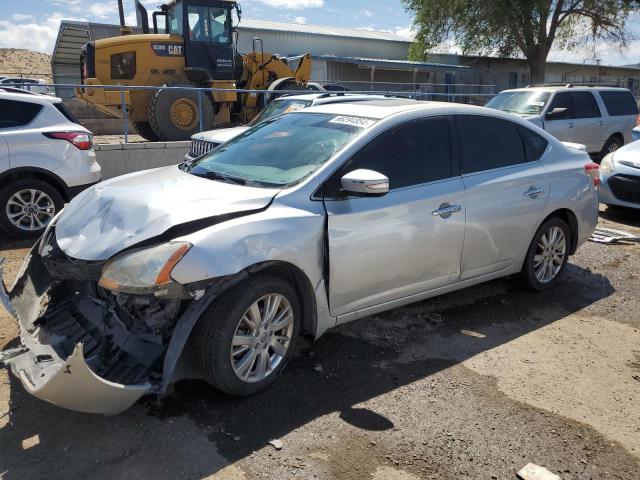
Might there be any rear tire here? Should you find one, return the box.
[0,178,64,238]
[193,275,301,396]
[133,121,161,142]
[514,217,571,291]
[148,83,214,141]
[599,135,623,158]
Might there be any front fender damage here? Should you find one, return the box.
[0,244,236,415]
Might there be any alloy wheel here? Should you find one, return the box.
[230,294,295,383]
[6,188,56,231]
[533,226,567,283]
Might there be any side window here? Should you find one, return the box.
[519,126,549,161]
[110,52,136,80]
[547,92,573,119]
[458,115,527,174]
[599,91,639,116]
[0,99,43,128]
[324,117,453,196]
[571,92,601,118]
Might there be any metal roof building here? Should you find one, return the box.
[51,18,465,99]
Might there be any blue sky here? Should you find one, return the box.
[1,0,639,66]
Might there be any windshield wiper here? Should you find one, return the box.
[191,169,247,185]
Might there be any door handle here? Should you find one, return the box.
[597,120,604,126]
[431,203,462,218]
[567,122,574,128]
[523,186,545,198]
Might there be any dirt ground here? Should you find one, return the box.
[0,205,639,480]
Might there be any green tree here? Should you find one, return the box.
[404,0,640,83]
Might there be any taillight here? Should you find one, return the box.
[44,131,93,150]
[584,162,600,187]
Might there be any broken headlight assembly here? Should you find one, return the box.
[98,242,191,295]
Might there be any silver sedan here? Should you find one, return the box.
[0,99,599,414]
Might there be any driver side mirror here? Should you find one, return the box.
[341,169,389,196]
[545,107,568,120]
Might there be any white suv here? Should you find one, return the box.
[0,89,101,237]
[486,85,639,157]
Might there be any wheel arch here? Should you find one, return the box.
[539,208,579,254]
[243,260,318,337]
[0,167,70,201]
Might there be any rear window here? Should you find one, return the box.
[599,91,639,116]
[54,103,82,125]
[0,99,43,128]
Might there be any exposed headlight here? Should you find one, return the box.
[98,242,191,294]
[600,152,615,174]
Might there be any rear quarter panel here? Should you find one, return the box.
[543,144,599,249]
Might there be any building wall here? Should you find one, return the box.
[236,29,410,60]
[428,54,640,95]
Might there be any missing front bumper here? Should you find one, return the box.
[0,254,153,415]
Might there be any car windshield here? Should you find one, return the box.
[249,98,313,126]
[486,91,551,115]
[188,112,375,187]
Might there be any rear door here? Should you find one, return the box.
[324,116,466,318]
[0,99,50,169]
[543,92,576,143]
[457,115,550,280]
[569,91,605,152]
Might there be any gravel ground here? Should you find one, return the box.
[0,206,638,479]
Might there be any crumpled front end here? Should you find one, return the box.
[0,231,216,415]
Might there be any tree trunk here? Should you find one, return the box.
[528,53,547,85]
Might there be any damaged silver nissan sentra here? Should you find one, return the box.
[0,99,599,414]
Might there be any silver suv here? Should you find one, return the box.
[486,85,639,157]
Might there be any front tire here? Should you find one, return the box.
[515,217,570,291]
[133,121,161,142]
[0,179,64,238]
[194,275,301,396]
[148,83,214,141]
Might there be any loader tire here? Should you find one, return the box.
[133,121,161,142]
[148,83,214,141]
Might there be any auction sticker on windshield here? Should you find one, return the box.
[329,116,376,129]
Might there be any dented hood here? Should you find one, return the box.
[56,165,279,261]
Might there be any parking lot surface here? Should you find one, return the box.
[0,206,638,479]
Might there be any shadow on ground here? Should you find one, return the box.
[0,262,615,479]
[600,205,640,229]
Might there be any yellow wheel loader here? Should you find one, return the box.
[77,0,313,141]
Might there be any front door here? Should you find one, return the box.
[183,2,235,80]
[543,92,576,143]
[456,115,550,279]
[323,116,466,317]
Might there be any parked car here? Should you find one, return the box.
[0,89,101,237]
[185,93,397,160]
[0,100,599,414]
[599,139,640,209]
[486,85,639,157]
[0,77,45,85]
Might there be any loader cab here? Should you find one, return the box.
[159,0,238,82]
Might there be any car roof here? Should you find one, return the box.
[302,99,506,120]
[0,89,61,104]
[500,86,632,94]
[275,92,404,104]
